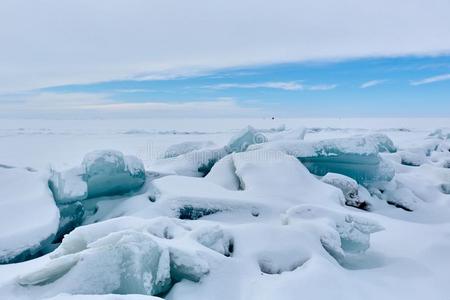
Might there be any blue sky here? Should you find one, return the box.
[1,0,450,118]
[34,55,450,117]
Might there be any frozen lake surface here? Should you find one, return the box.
[0,118,450,300]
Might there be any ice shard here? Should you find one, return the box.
[82,150,146,198]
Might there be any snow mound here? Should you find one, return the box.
[147,150,345,222]
[399,150,427,166]
[205,155,241,190]
[0,167,59,264]
[283,205,383,261]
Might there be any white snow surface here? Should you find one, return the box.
[0,167,60,263]
[1,118,450,300]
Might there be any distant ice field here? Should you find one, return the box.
[1,118,449,170]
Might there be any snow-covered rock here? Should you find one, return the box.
[0,167,59,264]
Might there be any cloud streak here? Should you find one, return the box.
[1,0,450,92]
[360,80,386,89]
[204,82,337,91]
[410,73,450,85]
[0,92,260,118]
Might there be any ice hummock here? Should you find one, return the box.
[49,167,87,204]
[364,133,397,153]
[17,217,215,298]
[283,205,383,261]
[146,150,345,223]
[83,150,146,198]
[49,150,146,202]
[226,126,268,153]
[150,126,269,177]
[164,141,216,158]
[47,150,146,242]
[151,147,228,177]
[321,173,367,209]
[399,150,427,166]
[429,128,450,140]
[249,136,395,184]
[0,167,59,264]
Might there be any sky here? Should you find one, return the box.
[1,0,450,118]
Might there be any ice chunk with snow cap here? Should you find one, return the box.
[192,225,233,257]
[17,217,212,297]
[49,167,87,204]
[429,128,450,140]
[399,150,427,166]
[249,136,395,184]
[152,147,228,177]
[164,141,216,158]
[49,150,146,201]
[227,126,267,153]
[436,140,450,153]
[18,230,172,296]
[321,173,366,209]
[0,167,59,264]
[82,150,146,198]
[364,133,397,153]
[284,205,383,261]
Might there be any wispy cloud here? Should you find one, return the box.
[308,84,337,91]
[204,81,337,91]
[114,89,155,93]
[206,81,304,91]
[360,80,386,89]
[410,73,450,85]
[0,92,259,118]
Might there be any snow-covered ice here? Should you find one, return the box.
[1,118,450,300]
[0,167,59,264]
